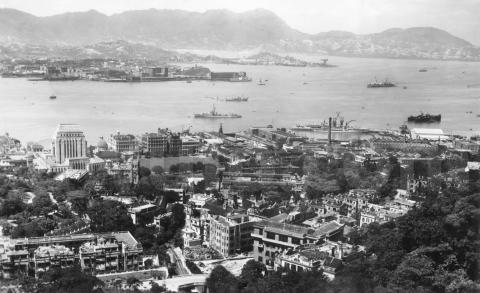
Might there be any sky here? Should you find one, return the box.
[1,0,479,45]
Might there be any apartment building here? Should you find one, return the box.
[251,220,344,267]
[209,213,259,257]
[0,231,143,278]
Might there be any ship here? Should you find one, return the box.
[194,105,242,119]
[291,113,371,134]
[225,96,248,102]
[407,113,441,123]
[367,78,396,88]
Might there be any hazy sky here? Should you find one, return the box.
[1,0,479,45]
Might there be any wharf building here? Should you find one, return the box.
[208,214,260,257]
[210,71,250,82]
[0,232,143,278]
[251,220,344,268]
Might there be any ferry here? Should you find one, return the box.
[194,105,242,119]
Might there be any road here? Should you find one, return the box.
[168,247,192,276]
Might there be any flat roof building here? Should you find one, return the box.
[0,231,143,278]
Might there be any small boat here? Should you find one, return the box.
[186,79,192,83]
[419,68,428,72]
[49,95,56,99]
[258,79,266,86]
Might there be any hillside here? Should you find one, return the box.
[0,8,479,60]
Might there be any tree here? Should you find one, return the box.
[127,277,140,288]
[239,260,266,288]
[138,166,152,178]
[36,265,103,293]
[0,196,26,216]
[152,165,165,175]
[70,197,89,215]
[88,200,134,233]
[206,265,239,293]
[31,192,55,216]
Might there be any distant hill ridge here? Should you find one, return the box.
[0,8,479,60]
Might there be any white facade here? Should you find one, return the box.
[52,124,88,164]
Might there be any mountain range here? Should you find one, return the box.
[0,8,479,61]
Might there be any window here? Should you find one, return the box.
[292,238,301,245]
[258,256,263,262]
[266,232,275,240]
[279,235,288,242]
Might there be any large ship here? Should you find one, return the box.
[225,96,248,102]
[367,78,396,88]
[407,112,441,123]
[291,113,372,136]
[194,105,242,119]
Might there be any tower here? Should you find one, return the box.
[52,124,87,164]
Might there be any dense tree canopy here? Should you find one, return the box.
[87,200,134,233]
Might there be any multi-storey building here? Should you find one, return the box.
[106,132,137,152]
[251,220,344,267]
[0,232,143,278]
[209,213,259,257]
[181,136,201,156]
[52,124,88,165]
[167,133,182,157]
[142,133,168,157]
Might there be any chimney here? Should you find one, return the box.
[328,117,332,144]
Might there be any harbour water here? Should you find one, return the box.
[0,56,479,144]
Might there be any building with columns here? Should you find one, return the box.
[52,124,88,164]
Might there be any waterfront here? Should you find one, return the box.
[0,56,479,143]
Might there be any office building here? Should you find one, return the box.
[142,133,168,157]
[181,136,201,156]
[106,132,137,152]
[52,124,88,164]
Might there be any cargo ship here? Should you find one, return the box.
[407,113,441,123]
[194,105,242,119]
[367,78,396,88]
[225,97,248,102]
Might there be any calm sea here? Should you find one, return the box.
[0,56,479,145]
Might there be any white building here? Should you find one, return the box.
[410,128,448,141]
[52,124,88,164]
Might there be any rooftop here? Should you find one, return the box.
[55,124,83,133]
